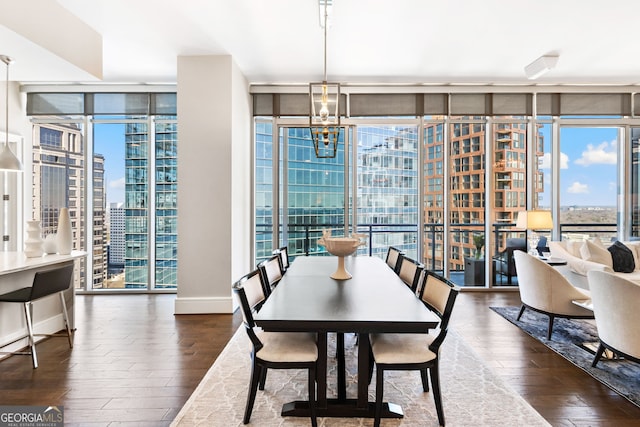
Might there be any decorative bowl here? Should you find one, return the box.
[318,230,366,280]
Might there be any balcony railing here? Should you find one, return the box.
[256,221,619,285]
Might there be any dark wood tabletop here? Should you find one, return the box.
[254,255,439,418]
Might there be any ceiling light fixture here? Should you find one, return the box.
[0,55,22,171]
[524,54,559,80]
[309,0,340,158]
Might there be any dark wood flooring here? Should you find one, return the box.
[0,292,639,426]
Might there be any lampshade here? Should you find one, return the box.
[516,210,553,230]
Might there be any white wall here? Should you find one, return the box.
[175,55,251,314]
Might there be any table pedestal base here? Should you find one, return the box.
[282,399,403,419]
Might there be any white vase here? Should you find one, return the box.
[56,207,72,255]
[43,233,58,254]
[24,220,44,258]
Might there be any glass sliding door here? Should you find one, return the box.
[356,125,419,260]
[559,126,618,243]
[282,126,346,258]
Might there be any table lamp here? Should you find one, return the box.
[516,210,553,256]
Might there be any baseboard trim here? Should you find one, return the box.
[174,296,234,314]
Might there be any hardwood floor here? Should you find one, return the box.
[0,292,638,426]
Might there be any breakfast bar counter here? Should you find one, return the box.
[0,251,86,356]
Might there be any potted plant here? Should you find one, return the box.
[473,233,485,259]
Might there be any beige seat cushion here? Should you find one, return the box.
[370,332,437,364]
[255,331,317,362]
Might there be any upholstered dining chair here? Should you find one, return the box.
[272,246,290,272]
[232,269,318,426]
[257,254,284,297]
[369,270,459,427]
[396,256,424,293]
[0,263,74,368]
[513,251,594,340]
[385,246,404,273]
[587,270,640,367]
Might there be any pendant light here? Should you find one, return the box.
[309,0,340,158]
[0,55,22,172]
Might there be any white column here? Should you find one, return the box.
[175,55,251,314]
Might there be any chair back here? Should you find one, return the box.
[232,269,267,329]
[30,264,74,301]
[514,251,590,314]
[258,254,284,295]
[273,246,290,271]
[420,270,459,351]
[385,246,403,273]
[588,270,640,359]
[397,256,423,292]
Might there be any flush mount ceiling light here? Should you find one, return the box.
[0,55,22,172]
[309,0,340,159]
[524,54,559,80]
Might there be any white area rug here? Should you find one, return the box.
[172,328,550,427]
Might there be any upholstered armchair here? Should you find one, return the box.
[513,251,594,340]
[587,270,640,367]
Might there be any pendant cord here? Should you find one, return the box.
[323,1,328,82]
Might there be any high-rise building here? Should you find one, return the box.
[423,119,543,271]
[32,122,87,287]
[109,202,125,267]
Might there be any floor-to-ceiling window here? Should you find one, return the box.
[28,92,177,291]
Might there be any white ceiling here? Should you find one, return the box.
[5,0,640,87]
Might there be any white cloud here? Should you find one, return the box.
[574,140,617,165]
[567,181,589,194]
[538,152,569,169]
[109,177,125,189]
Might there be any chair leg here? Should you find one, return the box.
[420,368,429,392]
[59,292,73,348]
[23,302,38,369]
[374,366,384,427]
[243,359,261,424]
[429,362,445,427]
[592,342,606,367]
[516,305,526,321]
[308,366,317,427]
[258,365,267,390]
[547,315,555,340]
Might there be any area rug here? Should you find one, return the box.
[171,327,550,426]
[491,306,640,408]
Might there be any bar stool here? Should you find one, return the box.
[0,263,75,368]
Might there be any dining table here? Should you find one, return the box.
[254,255,440,419]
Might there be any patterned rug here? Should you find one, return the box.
[491,306,640,408]
[171,327,549,426]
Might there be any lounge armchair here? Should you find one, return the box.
[587,270,640,367]
[513,251,593,340]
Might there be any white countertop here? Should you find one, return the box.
[0,251,87,276]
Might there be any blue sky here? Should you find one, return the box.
[538,126,617,207]
[93,123,126,205]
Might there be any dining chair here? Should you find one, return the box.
[272,246,290,272]
[257,254,284,296]
[370,270,459,427]
[0,263,75,368]
[232,269,318,426]
[385,246,404,273]
[396,255,424,293]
